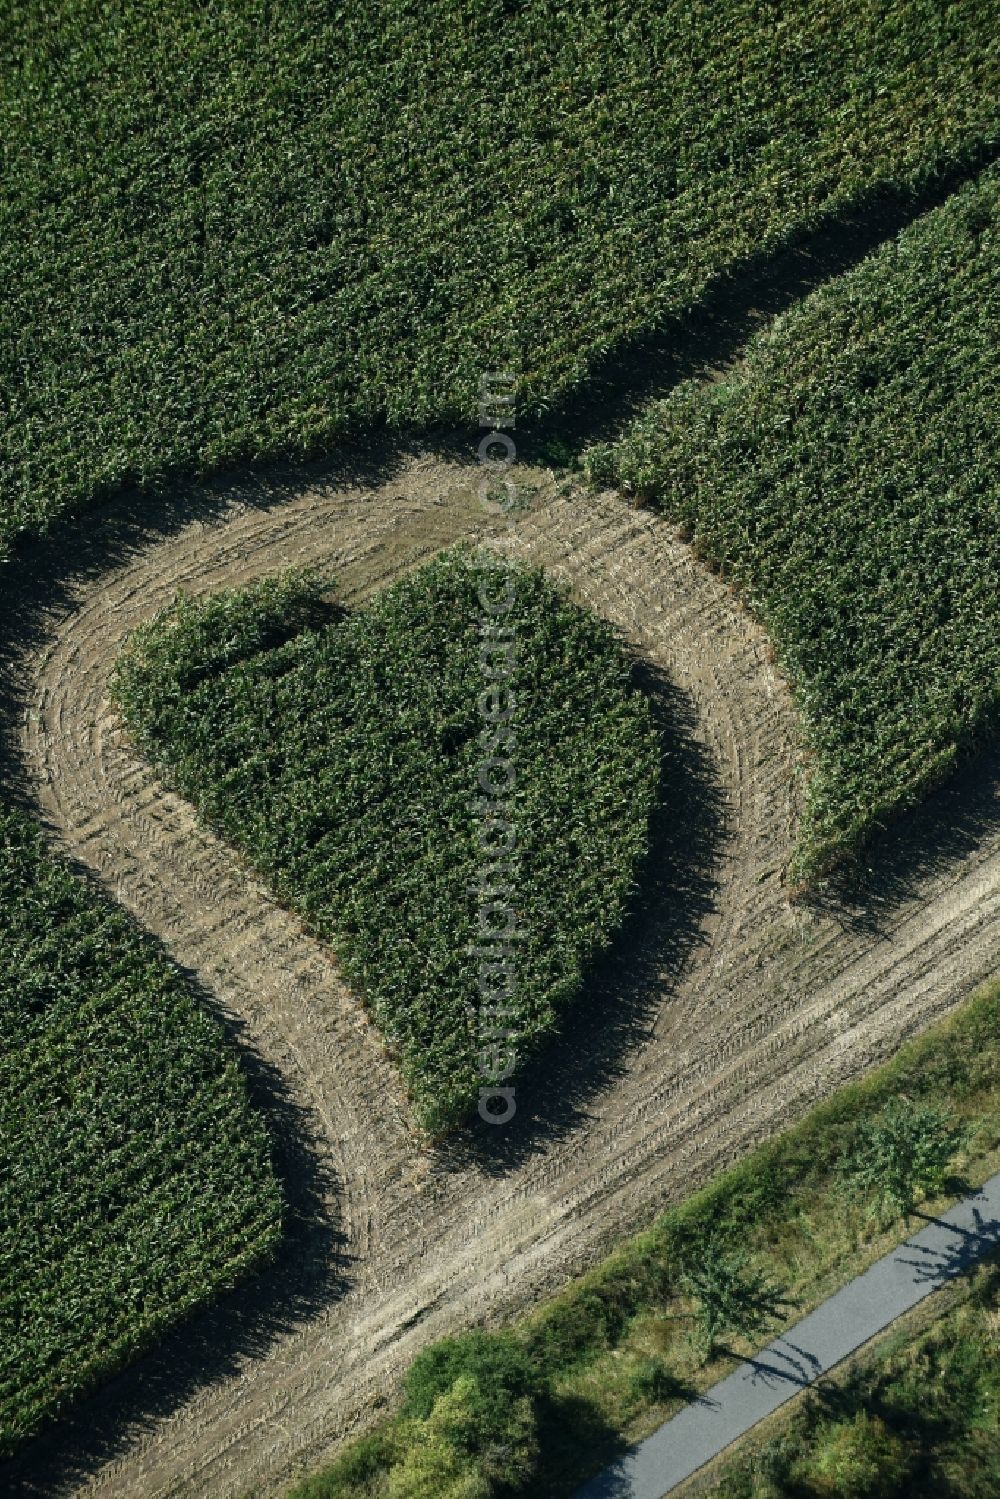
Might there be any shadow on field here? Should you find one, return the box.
[0,890,347,1499]
[801,736,1000,937]
[440,656,727,1176]
[436,146,1000,468]
[0,444,419,1498]
[750,1256,1000,1485]
[0,427,723,1489]
[0,433,414,780]
[0,859,349,1499]
[3,150,1000,1489]
[533,1387,639,1499]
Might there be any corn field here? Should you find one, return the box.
[1,0,997,555]
[586,167,1000,881]
[0,807,283,1455]
[112,551,662,1133]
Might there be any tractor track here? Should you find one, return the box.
[3,451,999,1497]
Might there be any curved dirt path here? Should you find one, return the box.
[5,452,1000,1497]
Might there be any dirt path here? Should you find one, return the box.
[4,451,1000,1498]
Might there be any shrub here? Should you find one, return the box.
[402,1331,540,1422]
[390,1365,539,1498]
[806,1412,915,1497]
[677,1236,787,1361]
[838,1098,966,1223]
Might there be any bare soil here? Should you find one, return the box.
[2,446,998,1497]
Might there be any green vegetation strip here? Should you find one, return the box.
[111,551,661,1133]
[288,978,1000,1498]
[0,806,283,1456]
[586,167,1000,881]
[2,0,998,552]
[3,0,998,1461]
[713,1259,1000,1499]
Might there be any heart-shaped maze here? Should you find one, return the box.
[113,546,663,1132]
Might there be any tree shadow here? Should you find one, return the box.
[893,1204,1000,1287]
[531,1388,647,1499]
[798,1256,1000,1472]
[442,655,727,1174]
[720,1334,820,1396]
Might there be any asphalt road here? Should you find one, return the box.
[575,1170,1000,1499]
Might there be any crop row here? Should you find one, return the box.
[112,551,663,1132]
[1,0,998,553]
[586,167,1000,881]
[0,806,283,1454]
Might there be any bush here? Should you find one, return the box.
[386,1382,494,1499]
[289,1431,398,1499]
[677,1236,787,1361]
[808,1412,915,1498]
[838,1098,966,1223]
[526,1286,634,1375]
[290,985,1000,1499]
[716,1261,1000,1498]
[403,1331,540,1422]
[391,1363,539,1498]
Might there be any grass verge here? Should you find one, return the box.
[707,1256,1000,1498]
[287,977,1000,1497]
